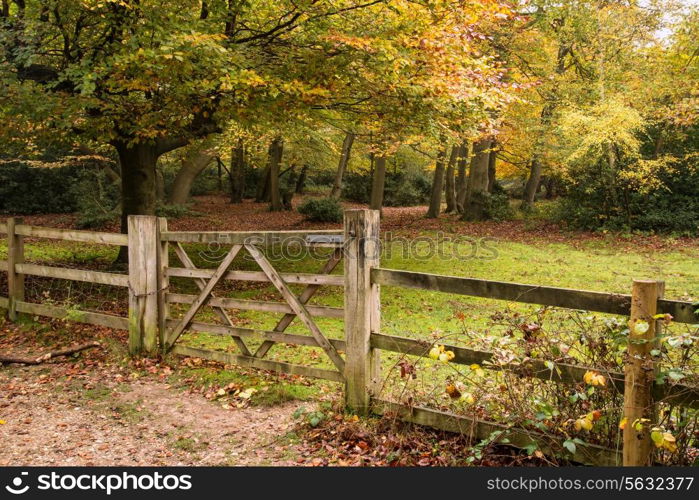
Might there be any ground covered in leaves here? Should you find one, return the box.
[0,318,552,466]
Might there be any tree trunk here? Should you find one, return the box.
[462,137,492,221]
[168,150,214,205]
[115,141,159,262]
[487,142,497,193]
[295,164,308,194]
[256,167,270,202]
[269,137,284,211]
[521,157,543,209]
[229,140,246,203]
[456,141,469,213]
[426,146,447,218]
[330,132,354,198]
[520,42,567,210]
[369,155,387,211]
[444,146,458,213]
[544,176,556,199]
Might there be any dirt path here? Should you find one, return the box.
[0,363,306,466]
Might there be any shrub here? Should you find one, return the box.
[484,182,514,221]
[297,197,343,222]
[341,172,371,203]
[0,157,120,223]
[557,154,699,235]
[155,202,193,218]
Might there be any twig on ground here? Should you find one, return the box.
[0,341,101,365]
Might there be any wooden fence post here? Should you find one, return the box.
[623,279,664,466]
[6,217,24,321]
[344,209,381,415]
[128,215,160,356]
[157,217,169,351]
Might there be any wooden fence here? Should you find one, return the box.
[1,210,697,466]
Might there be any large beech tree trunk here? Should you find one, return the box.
[113,135,190,263]
[456,141,469,213]
[330,132,355,198]
[117,142,159,234]
[269,137,284,211]
[444,146,458,213]
[168,149,214,205]
[462,137,492,221]
[115,142,159,263]
[369,155,387,211]
[426,147,447,218]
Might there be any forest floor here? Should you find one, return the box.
[0,318,544,466]
[1,195,697,466]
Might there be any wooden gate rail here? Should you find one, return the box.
[254,247,344,359]
[166,293,344,317]
[160,229,343,244]
[170,345,344,382]
[165,267,344,286]
[166,319,346,350]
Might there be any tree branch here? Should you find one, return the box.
[0,341,101,365]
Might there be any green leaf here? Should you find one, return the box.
[563,439,576,455]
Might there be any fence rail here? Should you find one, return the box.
[370,332,699,410]
[372,268,697,324]
[14,224,128,246]
[2,212,698,467]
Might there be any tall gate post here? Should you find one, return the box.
[623,279,664,466]
[6,217,24,321]
[157,217,169,351]
[343,209,381,414]
[127,215,161,356]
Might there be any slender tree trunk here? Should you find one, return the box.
[115,141,159,262]
[229,140,246,203]
[444,146,458,213]
[522,157,543,209]
[295,164,308,194]
[256,167,270,202]
[462,137,492,221]
[456,141,469,213]
[168,150,214,205]
[269,137,284,211]
[426,147,447,218]
[520,42,568,210]
[330,132,355,198]
[369,155,387,211]
[487,142,497,193]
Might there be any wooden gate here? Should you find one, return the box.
[125,215,372,385]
